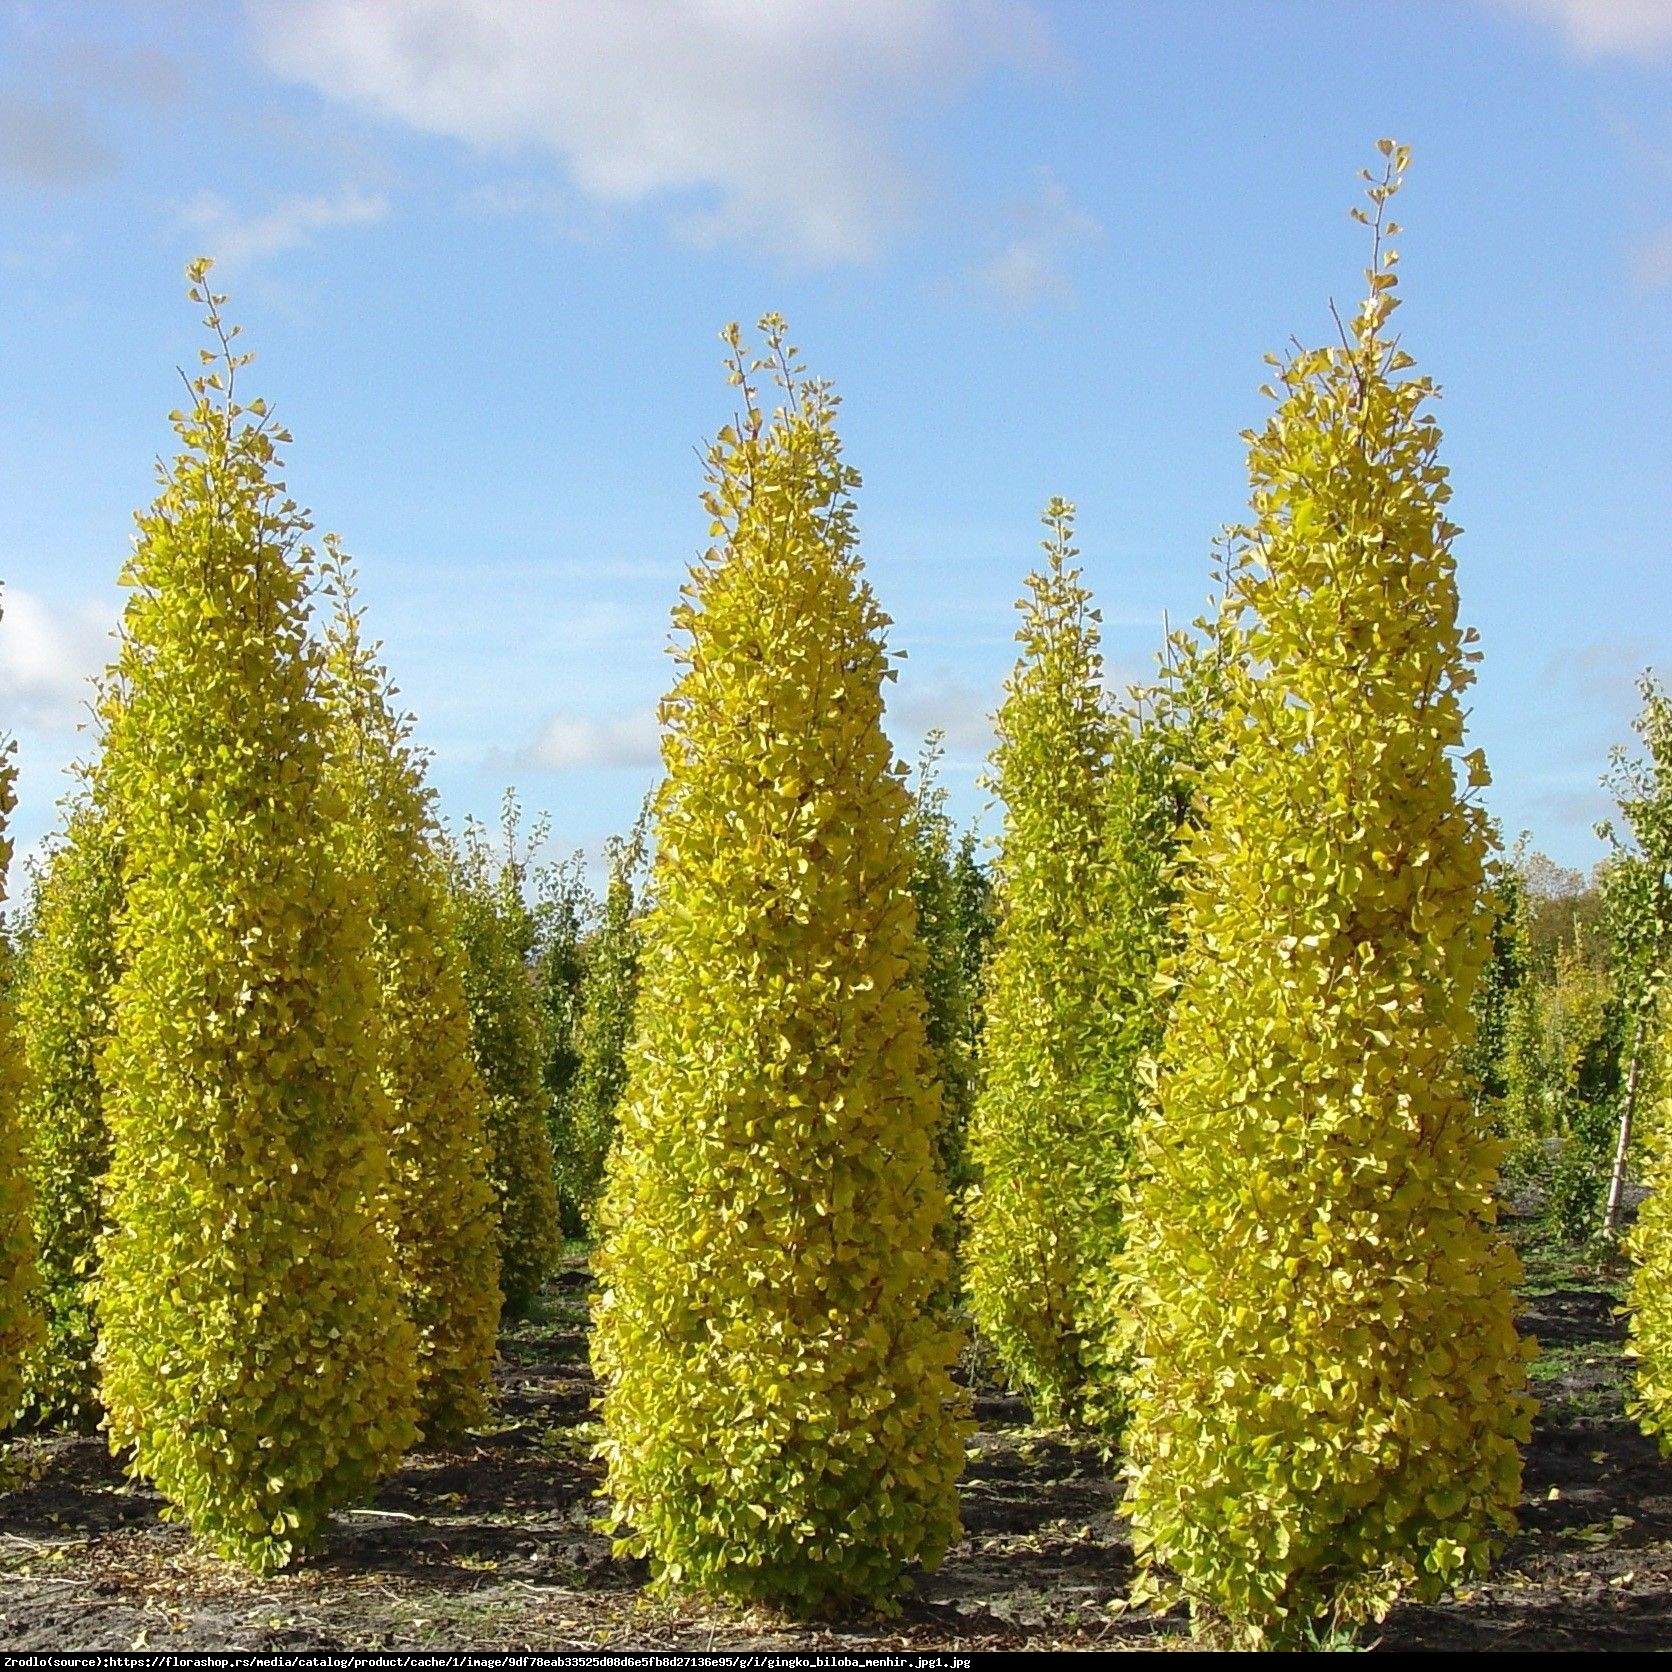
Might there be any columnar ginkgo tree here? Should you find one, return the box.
[1611,678,1672,1444]
[450,808,563,1314]
[554,823,645,1233]
[1598,677,1672,1241]
[907,736,982,1213]
[592,317,967,1611]
[964,499,1152,1429]
[0,617,42,1430]
[15,780,121,1428]
[96,263,417,1567]
[1116,147,1532,1647]
[322,550,503,1441]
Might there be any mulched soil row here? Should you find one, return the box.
[2,1254,1669,1653]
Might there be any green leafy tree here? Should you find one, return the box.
[1520,852,1607,969]
[907,735,981,1206]
[534,853,593,1235]
[14,784,121,1428]
[95,263,417,1568]
[450,802,562,1314]
[592,317,967,1611]
[964,499,1156,1430]
[1538,944,1623,1239]
[322,551,503,1441]
[1611,680,1672,1442]
[1117,148,1532,1646]
[0,673,43,1430]
[1467,855,1530,1114]
[1599,679,1672,1238]
[1496,851,1618,1201]
[553,822,646,1236]
[949,829,997,1045]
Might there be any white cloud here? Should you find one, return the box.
[890,680,997,761]
[1493,0,1672,58]
[973,169,1101,311]
[521,709,662,771]
[1635,226,1672,289]
[244,0,1044,263]
[180,186,388,269]
[0,589,113,733]
[460,176,608,243]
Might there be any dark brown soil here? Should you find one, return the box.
[1,1241,1668,1654]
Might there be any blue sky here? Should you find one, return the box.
[1,0,1669,881]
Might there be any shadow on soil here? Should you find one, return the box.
[2,1236,1670,1651]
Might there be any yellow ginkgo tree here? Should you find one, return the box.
[592,317,967,1612]
[1116,147,1533,1647]
[964,500,1133,1428]
[96,263,418,1568]
[322,551,503,1443]
[15,780,121,1429]
[0,596,42,1432]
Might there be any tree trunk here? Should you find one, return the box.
[1603,1012,1648,1240]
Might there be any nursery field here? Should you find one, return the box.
[0,1226,1666,1657]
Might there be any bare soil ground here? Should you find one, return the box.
[1,1229,1668,1655]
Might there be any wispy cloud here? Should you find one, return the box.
[972,169,1101,311]
[459,176,606,243]
[245,0,1045,264]
[57,42,186,109]
[180,187,389,269]
[1492,0,1672,59]
[0,589,113,732]
[520,709,661,772]
[890,681,997,761]
[0,96,114,187]
[0,40,186,190]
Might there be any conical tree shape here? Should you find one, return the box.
[592,317,967,1611]
[1117,148,1532,1646]
[555,825,644,1234]
[0,694,43,1429]
[963,500,1150,1429]
[949,830,996,1040]
[907,737,981,1212]
[15,783,121,1428]
[322,550,503,1442]
[536,855,592,1237]
[450,812,562,1314]
[96,264,417,1568]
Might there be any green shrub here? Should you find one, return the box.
[95,264,418,1568]
[1117,149,1532,1646]
[592,317,967,1611]
[322,553,503,1442]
